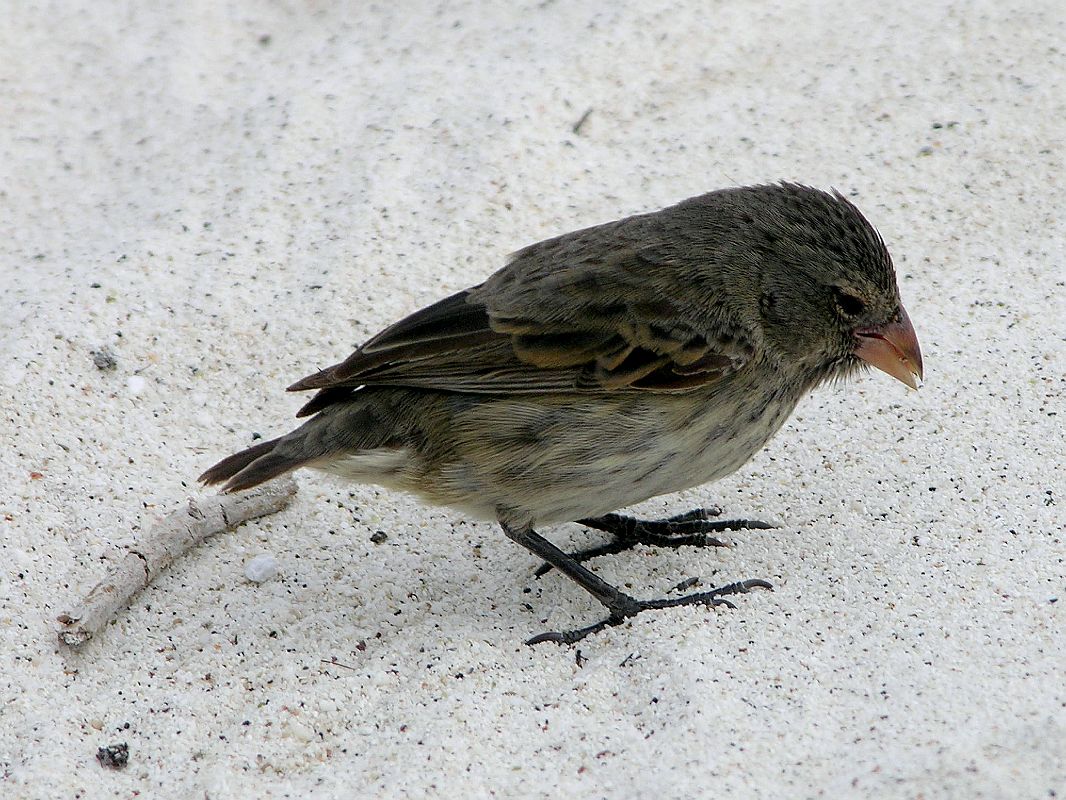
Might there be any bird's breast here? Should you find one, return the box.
[421,373,801,526]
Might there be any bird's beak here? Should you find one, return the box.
[854,306,924,389]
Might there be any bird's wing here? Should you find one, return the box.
[288,216,756,416]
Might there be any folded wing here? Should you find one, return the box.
[288,215,756,417]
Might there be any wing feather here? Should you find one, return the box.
[288,210,757,414]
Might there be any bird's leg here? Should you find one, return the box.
[502,522,772,645]
[533,509,775,577]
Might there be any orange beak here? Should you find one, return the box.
[854,305,924,389]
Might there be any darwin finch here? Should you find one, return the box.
[201,183,923,644]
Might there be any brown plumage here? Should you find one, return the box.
[200,183,923,644]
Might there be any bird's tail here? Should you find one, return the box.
[199,400,395,493]
[198,436,299,493]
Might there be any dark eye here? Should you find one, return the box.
[833,287,866,317]
[759,291,778,318]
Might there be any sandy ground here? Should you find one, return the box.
[2,1,1064,797]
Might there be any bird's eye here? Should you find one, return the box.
[833,288,866,317]
[759,291,778,318]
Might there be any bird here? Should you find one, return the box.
[200,182,923,645]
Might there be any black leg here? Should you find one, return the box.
[502,522,772,646]
[534,508,775,577]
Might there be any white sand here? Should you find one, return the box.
[2,1,1063,797]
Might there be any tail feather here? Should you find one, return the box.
[200,396,402,493]
[199,437,309,493]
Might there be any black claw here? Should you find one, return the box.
[526,578,773,646]
[670,576,700,593]
[663,507,722,523]
[535,508,774,577]
[525,631,561,646]
[504,520,773,647]
[527,624,603,646]
[526,613,623,646]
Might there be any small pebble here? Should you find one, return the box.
[370,531,388,544]
[244,554,279,583]
[96,743,129,769]
[91,346,117,371]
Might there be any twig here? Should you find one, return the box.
[321,657,358,671]
[57,477,298,646]
[571,107,593,135]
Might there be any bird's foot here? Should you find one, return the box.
[526,577,773,645]
[533,508,775,577]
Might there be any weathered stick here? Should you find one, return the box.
[57,477,298,646]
